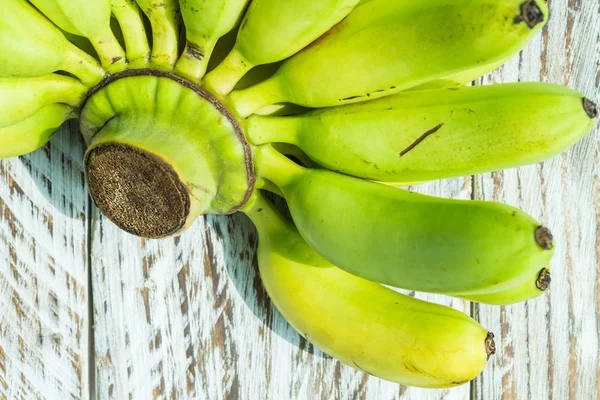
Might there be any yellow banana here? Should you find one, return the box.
[0,75,86,129]
[135,0,181,70]
[229,0,548,116]
[0,0,104,86]
[29,0,126,71]
[245,83,598,183]
[242,191,495,388]
[203,0,361,95]
[0,104,74,158]
[254,144,554,300]
[111,0,151,67]
[176,0,250,81]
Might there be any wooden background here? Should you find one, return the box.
[0,0,599,398]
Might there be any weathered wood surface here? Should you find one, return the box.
[0,0,599,399]
[0,122,89,400]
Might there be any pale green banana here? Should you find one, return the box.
[0,104,74,158]
[242,191,495,388]
[111,0,151,67]
[456,267,550,305]
[29,0,126,71]
[254,145,554,299]
[175,0,250,81]
[0,0,104,86]
[0,75,86,128]
[136,0,181,69]
[246,83,598,183]
[204,0,361,95]
[230,0,548,117]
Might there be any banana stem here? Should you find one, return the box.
[203,48,254,96]
[175,40,218,82]
[229,76,284,118]
[246,115,299,145]
[241,190,290,238]
[253,144,304,189]
[148,15,180,70]
[255,177,284,197]
[111,0,151,68]
[90,28,128,72]
[61,46,105,87]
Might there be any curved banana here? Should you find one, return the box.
[0,104,74,158]
[135,0,181,70]
[229,0,548,117]
[246,83,598,183]
[254,145,554,299]
[175,0,250,81]
[0,0,104,86]
[242,191,495,388]
[29,0,126,71]
[203,0,361,95]
[111,0,151,67]
[0,75,86,129]
[456,267,550,305]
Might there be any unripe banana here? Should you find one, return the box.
[456,267,550,305]
[176,0,250,81]
[242,191,495,388]
[29,0,126,71]
[0,0,104,86]
[203,0,361,95]
[246,83,598,183]
[230,0,548,117]
[254,145,554,300]
[0,75,86,129]
[111,0,151,67]
[0,104,74,158]
[135,0,181,70]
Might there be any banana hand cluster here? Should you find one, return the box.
[0,0,597,390]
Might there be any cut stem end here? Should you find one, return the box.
[583,98,598,119]
[534,226,554,250]
[516,1,545,28]
[536,268,551,291]
[485,332,496,359]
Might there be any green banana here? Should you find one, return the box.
[254,145,554,300]
[246,83,598,183]
[0,104,74,158]
[456,267,550,305]
[204,0,361,95]
[111,0,151,67]
[29,0,126,71]
[175,0,250,81]
[136,0,181,70]
[229,0,548,117]
[0,0,104,86]
[0,75,85,129]
[242,191,495,388]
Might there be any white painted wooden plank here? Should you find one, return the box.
[0,122,89,400]
[474,1,600,399]
[91,174,474,399]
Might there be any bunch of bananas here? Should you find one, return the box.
[0,0,597,389]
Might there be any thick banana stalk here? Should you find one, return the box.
[111,0,151,67]
[456,267,550,305]
[175,0,250,81]
[0,104,74,158]
[242,191,495,388]
[203,0,361,95]
[0,0,104,86]
[135,0,181,70]
[0,75,86,129]
[254,145,554,299]
[230,0,548,117]
[246,83,598,183]
[29,0,126,71]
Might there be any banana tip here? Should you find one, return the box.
[485,332,496,359]
[535,226,554,250]
[536,268,551,291]
[516,1,545,29]
[583,98,598,119]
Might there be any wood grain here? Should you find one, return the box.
[473,1,600,399]
[0,122,89,400]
